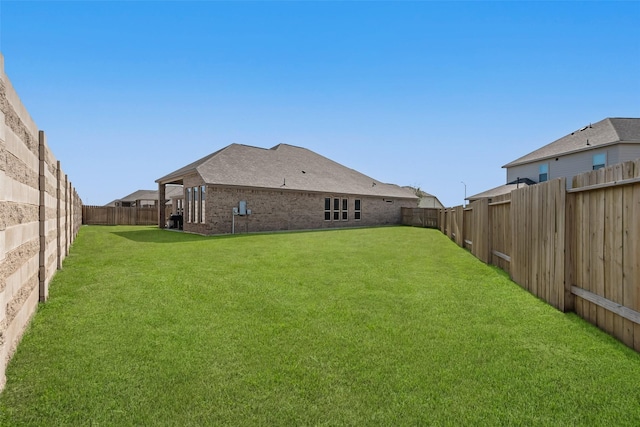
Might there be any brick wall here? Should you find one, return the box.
[0,54,83,389]
[181,180,416,235]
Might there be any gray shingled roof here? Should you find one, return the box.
[503,117,640,168]
[119,189,159,203]
[157,143,417,199]
[467,182,529,202]
[113,186,184,205]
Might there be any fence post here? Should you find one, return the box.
[65,175,70,255]
[56,161,61,269]
[38,131,47,302]
[159,184,166,229]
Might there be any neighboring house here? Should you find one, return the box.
[155,143,418,235]
[503,117,640,187]
[106,186,183,208]
[405,187,444,209]
[467,117,640,204]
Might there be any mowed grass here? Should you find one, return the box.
[1,226,639,426]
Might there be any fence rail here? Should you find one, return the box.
[430,159,640,352]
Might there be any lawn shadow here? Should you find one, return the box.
[112,229,210,243]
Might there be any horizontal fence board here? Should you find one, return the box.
[572,286,640,325]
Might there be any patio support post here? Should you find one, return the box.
[158,183,166,229]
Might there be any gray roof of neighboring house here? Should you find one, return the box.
[157,143,417,199]
[119,189,159,203]
[467,182,530,202]
[503,117,640,168]
[107,186,184,206]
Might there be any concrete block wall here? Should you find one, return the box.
[0,53,82,389]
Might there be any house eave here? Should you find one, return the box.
[205,183,418,200]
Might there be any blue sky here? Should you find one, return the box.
[1,1,638,207]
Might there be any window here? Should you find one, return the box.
[324,198,331,221]
[341,198,348,221]
[186,188,192,223]
[193,186,199,223]
[200,186,206,223]
[593,153,606,170]
[354,199,361,220]
[538,164,548,183]
[333,198,340,220]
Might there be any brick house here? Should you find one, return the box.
[156,143,418,235]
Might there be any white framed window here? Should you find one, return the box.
[324,198,331,221]
[200,186,206,223]
[333,198,340,220]
[593,153,606,170]
[193,186,199,223]
[186,188,192,223]
[341,198,348,221]
[539,163,548,183]
[354,199,361,220]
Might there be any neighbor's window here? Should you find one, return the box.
[333,198,340,220]
[593,153,606,170]
[324,198,331,221]
[200,186,206,223]
[186,188,192,223]
[342,198,348,221]
[354,199,361,220]
[539,163,549,183]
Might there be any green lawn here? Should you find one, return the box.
[1,226,639,426]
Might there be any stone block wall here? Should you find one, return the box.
[0,53,83,389]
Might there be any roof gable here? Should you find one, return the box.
[157,143,417,199]
[503,118,640,168]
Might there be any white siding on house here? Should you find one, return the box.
[506,161,546,185]
[506,146,640,189]
[615,144,640,166]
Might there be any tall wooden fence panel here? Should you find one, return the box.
[462,207,472,251]
[470,198,490,263]
[489,194,511,274]
[82,206,163,226]
[511,178,566,311]
[568,160,640,351]
[451,206,464,247]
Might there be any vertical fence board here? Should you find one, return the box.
[594,169,606,328]
[610,163,625,341]
[564,187,576,312]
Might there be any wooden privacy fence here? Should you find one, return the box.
[82,206,169,226]
[401,208,439,228]
[437,159,640,352]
